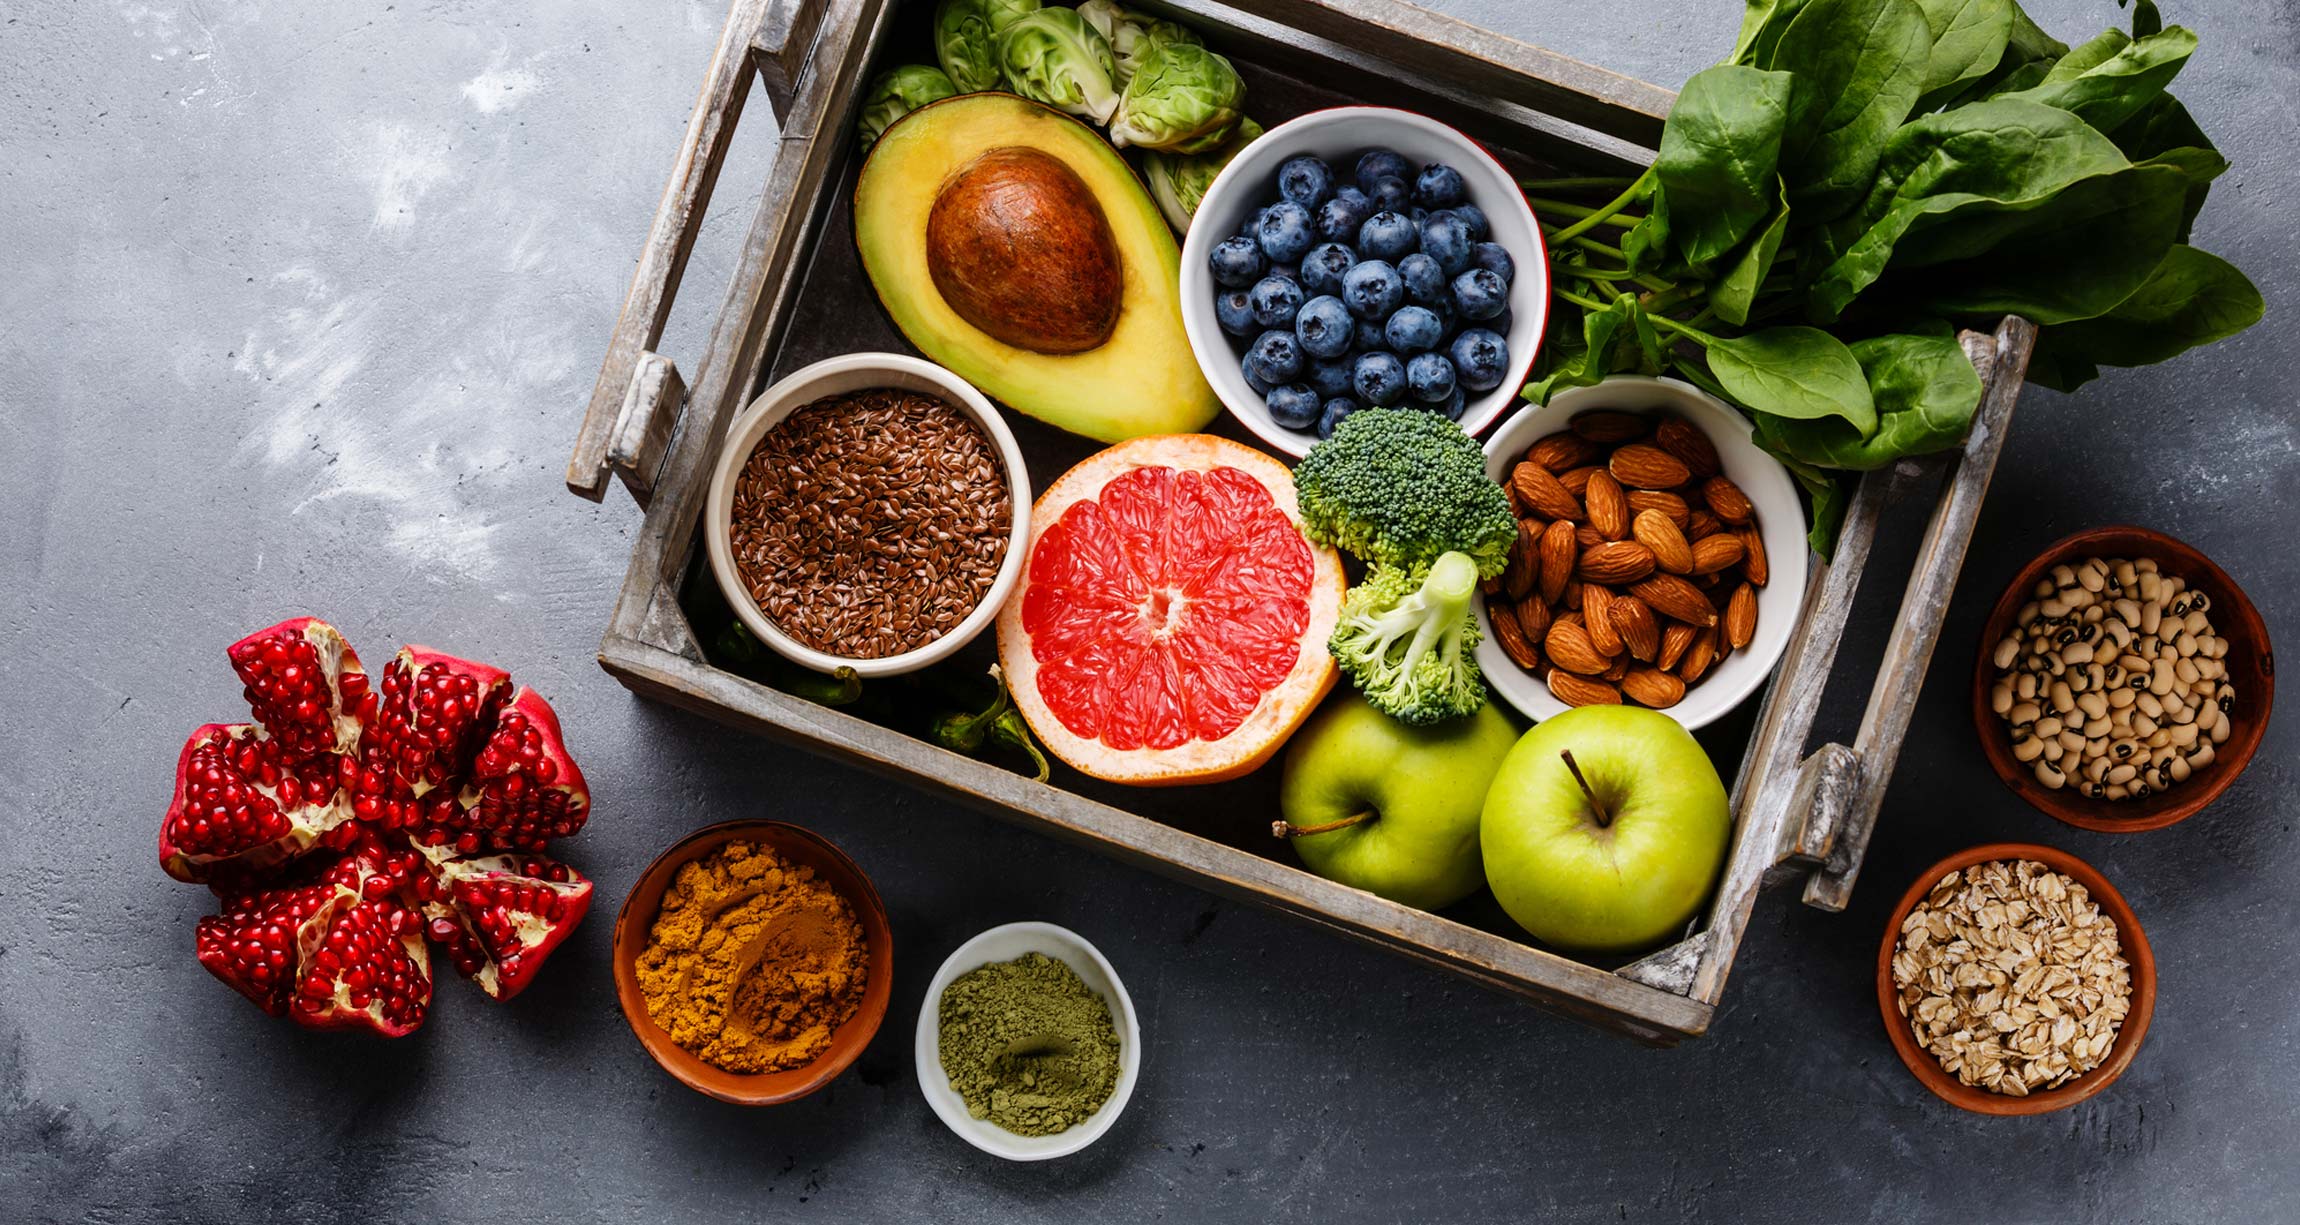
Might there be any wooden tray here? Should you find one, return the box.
[565,0,2039,1044]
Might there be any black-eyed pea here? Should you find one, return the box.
[2041,596,2071,617]
[2185,609,2210,636]
[2017,601,2041,627]
[2169,755,2193,783]
[2169,723,2199,748]
[2083,717,2110,738]
[2139,572,2162,601]
[2106,763,2137,786]
[2014,735,2046,763]
[2175,658,2199,686]
[2147,728,2171,750]
[2104,783,2128,800]
[2051,564,2075,588]
[2078,562,2105,593]
[2134,714,2159,738]
[2050,681,2076,713]
[2212,718,2231,745]
[1992,681,2015,715]
[2035,716,2064,739]
[2141,602,2162,635]
[2191,741,2216,768]
[2010,701,2040,725]
[2137,691,2163,719]
[2076,691,2108,721]
[2035,759,2066,789]
[1993,637,2020,669]
[2149,659,2175,695]
[2017,673,2039,701]
[2057,729,2086,754]
[2109,686,2135,710]
[2175,631,2198,656]
[2063,641,2094,666]
[2113,598,2141,627]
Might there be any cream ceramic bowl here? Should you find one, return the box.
[915,921,1141,1162]
[1474,376,1808,730]
[1178,106,1550,458]
[702,352,1030,677]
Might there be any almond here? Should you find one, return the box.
[1608,443,1692,490]
[1632,509,1695,575]
[1725,582,1758,650]
[1503,520,1539,600]
[1702,474,1755,525]
[1584,470,1630,540]
[1631,573,1718,627]
[1626,489,1691,527]
[1513,593,1551,643]
[1601,654,1630,682]
[1559,465,1601,497]
[1658,622,1697,671]
[1562,580,1584,610]
[1569,409,1647,443]
[1686,509,1724,540]
[1737,525,1769,587]
[1678,626,1720,683]
[1609,595,1659,662]
[1621,667,1687,709]
[1538,519,1576,605]
[1578,540,1657,585]
[1489,601,1541,669]
[1575,524,1607,549]
[1544,619,1608,675]
[1513,462,1584,522]
[1547,670,1622,708]
[1690,532,1746,575]
[1526,431,1601,472]
[1582,584,1623,656]
[1654,417,1720,479]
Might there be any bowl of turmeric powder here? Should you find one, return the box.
[612,820,893,1105]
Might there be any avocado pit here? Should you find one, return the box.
[925,146,1123,355]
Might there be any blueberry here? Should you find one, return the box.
[1356,211,1418,262]
[1256,201,1316,264]
[1409,206,1429,228]
[1451,202,1490,240]
[1420,211,1474,276]
[1340,260,1403,322]
[1487,305,1514,336]
[1354,149,1413,191]
[1352,351,1408,406]
[1307,355,1355,399]
[1450,268,1508,321]
[1351,317,1388,354]
[1239,204,1273,240]
[1397,253,1447,307]
[1314,193,1371,245]
[1471,241,1515,285]
[1449,327,1510,392]
[1209,236,1265,289]
[1241,352,1273,396]
[1268,261,1300,284]
[1317,396,1359,439]
[1249,275,1306,328]
[1294,295,1354,359]
[1266,383,1322,430]
[1384,305,1444,354]
[1435,382,1467,420]
[1406,352,1457,403]
[1214,289,1258,337]
[1367,174,1412,214]
[1277,155,1334,208]
[1414,163,1467,209]
[1299,243,1357,296]
[1247,329,1306,385]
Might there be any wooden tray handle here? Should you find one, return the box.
[567,0,825,504]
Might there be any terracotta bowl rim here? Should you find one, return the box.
[611,819,893,1106]
[1969,524,2273,833]
[1874,841,2156,1116]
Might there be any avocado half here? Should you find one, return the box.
[854,92,1220,443]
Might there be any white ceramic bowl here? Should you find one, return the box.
[1178,107,1550,458]
[703,352,1031,678]
[915,921,1141,1162]
[1474,376,1809,731]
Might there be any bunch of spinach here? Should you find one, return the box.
[1520,0,2262,553]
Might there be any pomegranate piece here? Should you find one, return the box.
[365,647,511,795]
[227,617,369,757]
[418,852,593,1001]
[430,688,592,852]
[195,880,354,1015]
[162,724,352,883]
[289,892,432,1037]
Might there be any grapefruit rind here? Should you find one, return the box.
[996,435,1344,786]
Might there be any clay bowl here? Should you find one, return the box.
[1876,842,2155,1116]
[1971,525,2273,832]
[612,820,893,1106]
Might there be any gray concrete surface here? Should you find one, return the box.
[3,1,2295,1221]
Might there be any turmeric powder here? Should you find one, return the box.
[635,840,868,1074]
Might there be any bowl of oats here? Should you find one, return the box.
[1876,842,2155,1116]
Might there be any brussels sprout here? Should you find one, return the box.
[1141,116,1262,232]
[1075,0,1203,87]
[855,65,958,149]
[933,0,1029,92]
[1106,41,1244,153]
[994,7,1121,125]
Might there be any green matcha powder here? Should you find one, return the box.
[937,952,1121,1136]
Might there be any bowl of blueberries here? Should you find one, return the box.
[1178,106,1547,458]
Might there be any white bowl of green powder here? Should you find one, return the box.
[916,922,1140,1161]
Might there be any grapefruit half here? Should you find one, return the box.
[997,434,1345,786]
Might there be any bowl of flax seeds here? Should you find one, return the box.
[704,352,1031,677]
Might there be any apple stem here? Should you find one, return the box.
[1271,810,1376,839]
[1559,749,1613,829]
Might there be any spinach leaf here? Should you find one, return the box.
[2122,0,2162,37]
[1806,469,1854,559]
[2111,92,2222,237]
[1760,0,1936,222]
[1522,293,1638,403]
[1654,65,1797,270]
[1751,325,1982,468]
[1998,25,2195,133]
[1734,0,1815,66]
[1623,186,1672,275]
[1888,161,2186,323]
[1914,0,2014,107]
[1711,179,1792,326]
[1705,325,1879,433]
[2027,245,2264,388]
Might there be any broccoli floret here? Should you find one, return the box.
[1328,551,1488,726]
[1294,408,1517,578]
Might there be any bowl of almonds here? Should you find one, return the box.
[1877,843,2155,1115]
[1473,376,1807,730]
[1971,526,2273,832]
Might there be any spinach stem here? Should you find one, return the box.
[1525,198,1644,230]
[1519,176,1639,193]
[1545,168,1655,246]
[1670,357,1733,402]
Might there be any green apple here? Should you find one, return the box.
[1480,705,1730,953]
[1277,694,1520,910]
